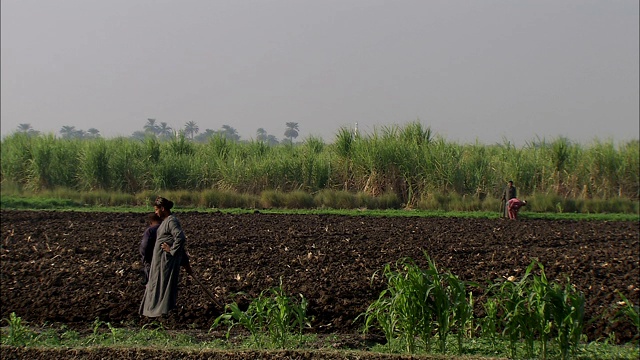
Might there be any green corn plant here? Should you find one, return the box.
[491,274,529,359]
[84,317,108,345]
[390,260,424,353]
[360,286,398,351]
[412,266,436,353]
[291,294,310,340]
[265,282,310,349]
[447,272,478,355]
[105,321,126,344]
[1,312,35,346]
[614,291,639,343]
[212,294,270,348]
[424,256,452,354]
[546,278,586,360]
[480,297,499,349]
[400,259,434,353]
[514,260,545,359]
[360,260,424,353]
[528,261,553,360]
[140,321,166,340]
[489,260,550,359]
[361,254,478,355]
[212,280,310,349]
[487,260,587,360]
[359,258,436,354]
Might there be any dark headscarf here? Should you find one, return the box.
[154,196,174,210]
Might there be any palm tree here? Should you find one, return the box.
[158,122,173,139]
[131,131,147,141]
[194,129,217,143]
[284,122,299,143]
[266,134,279,146]
[221,125,239,141]
[144,118,159,135]
[184,121,199,140]
[256,128,268,142]
[87,128,101,138]
[17,123,40,137]
[60,126,77,139]
[74,129,87,139]
[17,123,33,133]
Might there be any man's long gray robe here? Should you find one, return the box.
[139,214,187,317]
[502,185,517,218]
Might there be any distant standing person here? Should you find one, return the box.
[501,180,517,218]
[139,213,162,285]
[140,197,190,318]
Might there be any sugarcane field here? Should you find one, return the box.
[1,209,638,359]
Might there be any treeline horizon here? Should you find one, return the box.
[2,122,638,213]
[8,119,303,145]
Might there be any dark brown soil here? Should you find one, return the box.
[0,345,507,360]
[1,210,638,349]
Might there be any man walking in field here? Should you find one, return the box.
[140,196,191,318]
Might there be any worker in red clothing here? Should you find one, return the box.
[507,198,527,219]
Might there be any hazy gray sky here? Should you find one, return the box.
[2,0,638,145]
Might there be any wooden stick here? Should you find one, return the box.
[188,271,224,308]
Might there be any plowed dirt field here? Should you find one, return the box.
[1,210,638,357]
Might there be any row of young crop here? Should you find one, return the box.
[2,123,638,206]
[212,256,639,359]
[2,257,638,359]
